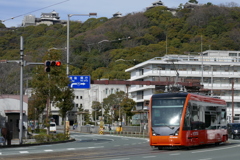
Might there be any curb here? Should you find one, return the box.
[0,138,75,148]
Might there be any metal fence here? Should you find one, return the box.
[76,125,149,138]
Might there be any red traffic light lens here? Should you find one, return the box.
[55,61,61,66]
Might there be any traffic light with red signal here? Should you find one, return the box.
[45,60,61,72]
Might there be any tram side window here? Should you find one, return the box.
[220,110,227,128]
[183,103,191,130]
[183,102,205,130]
[204,105,226,130]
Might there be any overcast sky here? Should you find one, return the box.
[1,0,239,28]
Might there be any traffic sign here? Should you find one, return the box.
[69,75,91,89]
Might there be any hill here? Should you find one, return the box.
[0,2,240,94]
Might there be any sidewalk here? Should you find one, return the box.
[11,138,36,145]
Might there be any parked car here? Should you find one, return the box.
[50,122,57,133]
[227,123,240,139]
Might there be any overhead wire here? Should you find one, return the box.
[2,0,70,22]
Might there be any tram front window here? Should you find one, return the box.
[152,99,184,127]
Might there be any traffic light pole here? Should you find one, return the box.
[1,36,44,144]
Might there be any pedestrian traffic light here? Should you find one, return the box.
[44,60,61,72]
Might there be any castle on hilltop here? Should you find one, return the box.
[22,10,66,27]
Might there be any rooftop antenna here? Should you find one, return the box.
[166,32,168,55]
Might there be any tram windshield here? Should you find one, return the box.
[152,98,185,127]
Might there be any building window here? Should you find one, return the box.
[229,53,237,56]
[106,88,108,94]
[80,96,82,99]
[111,88,114,94]
[116,88,119,92]
[76,104,79,107]
[76,96,79,99]
[139,68,144,76]
[80,104,83,108]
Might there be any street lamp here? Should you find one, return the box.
[97,37,130,53]
[67,13,97,75]
[48,47,66,52]
[98,40,110,44]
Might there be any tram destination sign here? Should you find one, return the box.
[69,75,91,89]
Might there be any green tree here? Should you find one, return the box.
[120,97,136,125]
[91,101,101,124]
[102,91,128,124]
[31,49,74,132]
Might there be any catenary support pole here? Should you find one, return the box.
[19,36,24,144]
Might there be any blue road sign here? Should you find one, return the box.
[69,75,91,89]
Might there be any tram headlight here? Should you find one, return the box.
[152,130,157,136]
[234,130,238,133]
[152,128,157,136]
[174,129,179,136]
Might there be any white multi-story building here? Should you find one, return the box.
[126,50,240,123]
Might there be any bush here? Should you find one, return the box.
[34,133,69,143]
[34,134,45,143]
[55,133,69,141]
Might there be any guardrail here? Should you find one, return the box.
[104,130,149,138]
[62,125,149,138]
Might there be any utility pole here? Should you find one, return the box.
[232,79,234,123]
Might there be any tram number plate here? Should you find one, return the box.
[193,132,199,136]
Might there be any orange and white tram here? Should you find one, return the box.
[149,92,228,149]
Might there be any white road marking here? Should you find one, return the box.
[143,156,156,158]
[67,148,76,150]
[45,149,53,152]
[20,151,29,154]
[170,153,180,155]
[13,147,33,150]
[87,146,104,149]
[192,144,240,153]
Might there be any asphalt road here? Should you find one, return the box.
[1,131,240,160]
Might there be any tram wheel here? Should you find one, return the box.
[158,147,163,150]
[215,142,220,146]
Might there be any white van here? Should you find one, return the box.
[50,122,56,133]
